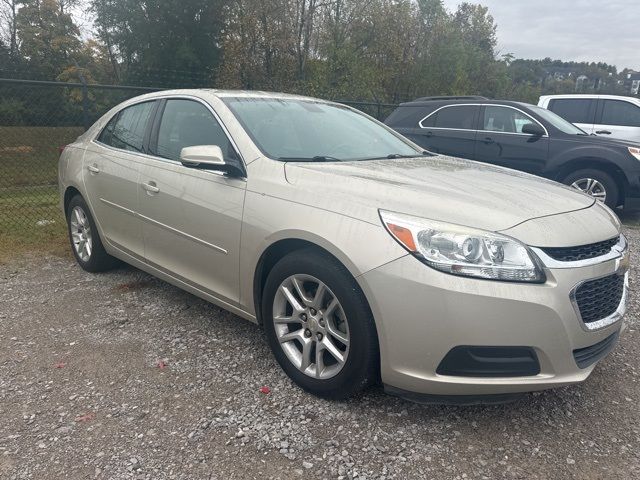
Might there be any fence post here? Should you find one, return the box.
[75,62,89,130]
[82,83,89,130]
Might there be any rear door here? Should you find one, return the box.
[417,104,480,159]
[594,98,640,142]
[546,98,596,134]
[83,100,157,259]
[136,97,247,305]
[474,105,549,176]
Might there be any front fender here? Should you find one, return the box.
[545,142,636,181]
[237,191,407,316]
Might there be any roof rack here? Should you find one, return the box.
[411,95,489,102]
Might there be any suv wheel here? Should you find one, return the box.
[262,249,379,399]
[563,169,619,209]
[66,195,119,272]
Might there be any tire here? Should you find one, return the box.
[66,195,119,272]
[562,168,619,209]
[262,248,379,399]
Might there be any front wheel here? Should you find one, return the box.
[563,169,619,209]
[262,249,379,399]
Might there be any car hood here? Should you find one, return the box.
[284,155,595,232]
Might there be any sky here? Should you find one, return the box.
[442,0,639,70]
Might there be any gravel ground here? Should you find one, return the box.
[1,226,639,480]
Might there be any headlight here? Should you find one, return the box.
[380,210,545,283]
[629,147,640,161]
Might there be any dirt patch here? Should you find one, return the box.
[112,279,153,293]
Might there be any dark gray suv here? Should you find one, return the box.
[385,96,640,210]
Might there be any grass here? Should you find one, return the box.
[0,126,82,262]
[0,185,69,263]
[0,126,84,186]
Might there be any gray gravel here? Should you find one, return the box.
[1,226,639,480]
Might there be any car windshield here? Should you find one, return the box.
[223,97,422,161]
[529,105,587,135]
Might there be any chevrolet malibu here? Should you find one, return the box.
[58,90,629,404]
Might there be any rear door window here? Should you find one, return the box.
[548,98,595,124]
[98,101,155,153]
[600,100,640,127]
[385,106,424,128]
[421,105,479,130]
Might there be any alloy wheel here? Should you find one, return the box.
[70,206,93,262]
[571,178,606,202]
[272,274,350,379]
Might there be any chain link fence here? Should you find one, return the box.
[0,77,399,254]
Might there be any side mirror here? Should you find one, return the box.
[521,123,545,137]
[180,145,225,168]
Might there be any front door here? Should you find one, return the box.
[474,105,549,176]
[137,98,247,305]
[82,100,157,259]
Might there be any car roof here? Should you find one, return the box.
[398,98,536,109]
[539,94,640,103]
[136,88,332,104]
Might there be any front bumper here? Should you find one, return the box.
[358,249,627,398]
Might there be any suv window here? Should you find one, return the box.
[421,105,478,130]
[548,99,594,124]
[98,101,155,152]
[154,99,238,162]
[600,100,640,127]
[483,106,537,134]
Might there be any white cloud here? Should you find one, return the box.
[442,0,639,70]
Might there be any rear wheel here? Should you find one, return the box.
[66,195,119,272]
[262,249,379,399]
[563,169,619,209]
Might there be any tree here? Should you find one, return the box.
[16,0,82,78]
[91,0,226,86]
[450,3,502,96]
[0,35,9,61]
[0,0,21,59]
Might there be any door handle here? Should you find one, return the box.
[424,131,433,138]
[141,181,160,194]
[87,165,100,174]
[595,130,612,135]
[483,137,495,144]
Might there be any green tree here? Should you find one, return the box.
[16,0,81,78]
[91,0,226,86]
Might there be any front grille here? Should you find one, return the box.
[543,236,619,262]
[573,331,619,369]
[574,274,624,324]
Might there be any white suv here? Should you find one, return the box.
[539,94,640,143]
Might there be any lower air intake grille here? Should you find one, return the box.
[573,331,619,369]
[574,274,624,324]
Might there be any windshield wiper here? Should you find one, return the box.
[386,153,414,159]
[385,151,431,159]
[279,155,342,162]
